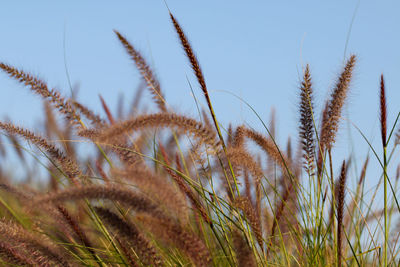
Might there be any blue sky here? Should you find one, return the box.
[0,1,400,190]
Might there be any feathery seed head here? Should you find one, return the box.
[320,55,356,150]
[380,74,387,147]
[299,64,315,175]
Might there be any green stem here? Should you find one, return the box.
[383,146,388,266]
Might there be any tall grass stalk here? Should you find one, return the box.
[380,74,388,266]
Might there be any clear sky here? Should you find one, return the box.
[0,1,400,191]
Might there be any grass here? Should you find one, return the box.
[0,10,399,267]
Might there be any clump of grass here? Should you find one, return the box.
[0,10,398,267]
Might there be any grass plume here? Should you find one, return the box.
[0,121,81,184]
[0,63,81,126]
[336,161,347,267]
[114,30,167,112]
[299,64,316,175]
[320,55,356,151]
[95,207,164,266]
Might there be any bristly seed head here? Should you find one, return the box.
[380,74,387,147]
[114,30,167,113]
[320,55,356,151]
[336,160,347,267]
[0,63,82,126]
[299,64,315,176]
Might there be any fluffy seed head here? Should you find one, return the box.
[320,55,356,150]
[380,74,387,147]
[299,64,316,175]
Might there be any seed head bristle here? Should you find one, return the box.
[320,55,356,151]
[99,94,116,124]
[72,100,105,127]
[269,108,276,139]
[33,184,161,216]
[115,236,140,267]
[0,219,73,266]
[169,13,207,102]
[234,196,264,250]
[114,30,167,112]
[0,63,81,126]
[336,161,347,267]
[0,135,6,157]
[95,207,164,266]
[95,160,110,184]
[158,143,212,225]
[358,156,369,186]
[286,137,292,163]
[169,12,224,140]
[111,166,189,223]
[232,229,257,267]
[317,101,329,178]
[227,147,264,183]
[56,206,97,260]
[44,102,64,139]
[136,213,211,266]
[0,241,36,266]
[299,64,316,175]
[0,122,81,184]
[380,74,387,147]
[79,113,221,153]
[227,147,264,234]
[234,126,290,173]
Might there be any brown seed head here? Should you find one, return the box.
[320,55,356,150]
[336,161,347,267]
[299,64,315,175]
[0,63,81,126]
[380,74,387,147]
[114,30,166,112]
